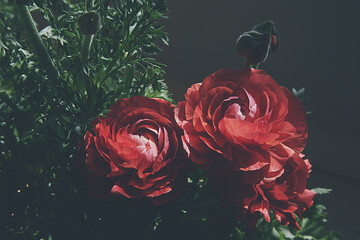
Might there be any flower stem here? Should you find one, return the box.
[16,4,59,80]
[81,35,94,62]
[98,37,129,85]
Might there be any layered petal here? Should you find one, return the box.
[176,68,308,181]
[81,96,189,204]
[175,68,312,229]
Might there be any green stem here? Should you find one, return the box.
[81,35,94,62]
[16,4,59,80]
[98,37,129,85]
[98,5,151,85]
[252,63,260,69]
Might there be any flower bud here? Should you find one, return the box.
[77,11,101,35]
[236,20,280,65]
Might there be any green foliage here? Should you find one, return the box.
[0,0,170,239]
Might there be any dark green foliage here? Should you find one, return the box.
[0,0,170,238]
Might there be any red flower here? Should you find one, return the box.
[255,155,315,229]
[83,96,188,205]
[175,68,313,228]
[175,68,307,184]
[212,155,315,229]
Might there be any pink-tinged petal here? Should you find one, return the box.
[180,135,191,156]
[296,189,315,208]
[266,184,289,201]
[106,162,128,177]
[182,122,213,155]
[267,144,295,173]
[273,210,290,225]
[226,147,268,172]
[225,102,245,120]
[128,172,158,190]
[287,213,301,230]
[185,102,195,122]
[106,138,141,168]
[174,101,187,127]
[285,157,308,194]
[94,129,113,161]
[198,135,223,155]
[119,108,173,128]
[184,83,202,119]
[219,117,279,146]
[208,88,234,120]
[185,83,202,105]
[193,100,207,133]
[267,121,297,146]
[111,184,138,199]
[152,128,171,172]
[241,87,258,119]
[263,168,284,182]
[304,158,312,176]
[275,202,298,213]
[146,186,173,198]
[250,199,270,222]
[282,88,307,133]
[281,87,308,152]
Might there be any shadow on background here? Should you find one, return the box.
[157,0,360,239]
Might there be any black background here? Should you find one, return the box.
[157,0,360,239]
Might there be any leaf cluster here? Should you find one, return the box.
[0,0,170,238]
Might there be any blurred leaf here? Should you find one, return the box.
[311,188,332,195]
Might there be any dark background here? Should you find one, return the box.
[157,0,360,239]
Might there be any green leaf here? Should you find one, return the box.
[311,188,332,195]
[271,227,281,239]
[278,226,295,239]
[39,26,55,38]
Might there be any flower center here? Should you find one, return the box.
[129,134,158,163]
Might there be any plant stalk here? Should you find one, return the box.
[16,4,59,80]
[81,35,94,62]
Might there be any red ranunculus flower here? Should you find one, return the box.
[83,96,188,205]
[211,154,315,229]
[175,67,313,228]
[255,155,315,229]
[175,68,308,184]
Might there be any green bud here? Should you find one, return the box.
[77,11,101,35]
[236,20,280,65]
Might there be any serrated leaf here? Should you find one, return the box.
[39,26,55,38]
[311,188,332,195]
[278,226,295,239]
[292,87,305,97]
[271,227,281,238]
[302,236,314,240]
